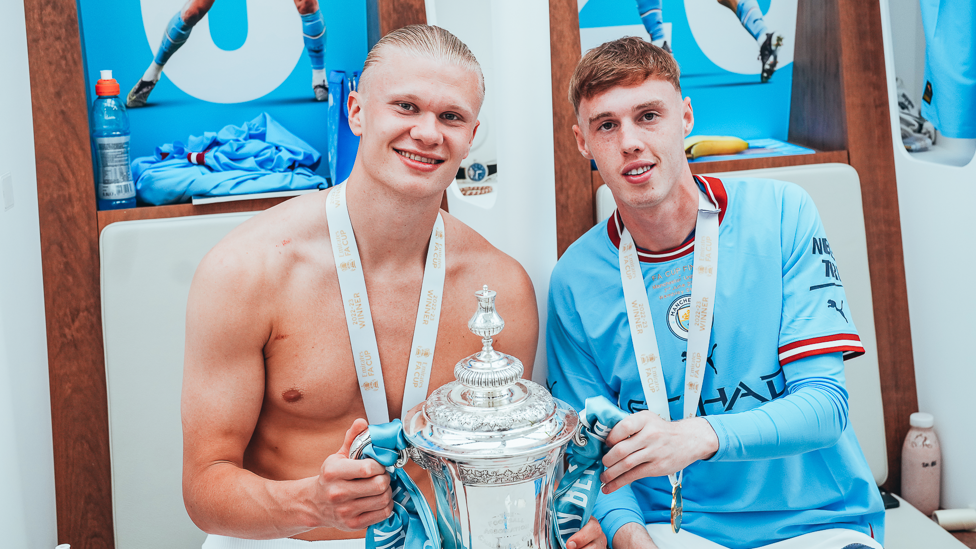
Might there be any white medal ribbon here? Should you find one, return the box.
[619,185,720,489]
[326,183,446,424]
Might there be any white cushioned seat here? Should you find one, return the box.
[101,212,257,549]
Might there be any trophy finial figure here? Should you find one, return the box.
[455,285,523,400]
[468,285,505,357]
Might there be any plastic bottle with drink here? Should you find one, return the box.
[901,412,942,516]
[90,70,136,210]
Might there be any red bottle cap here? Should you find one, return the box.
[95,69,120,96]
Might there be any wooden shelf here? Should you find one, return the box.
[953,531,976,549]
[97,189,452,235]
[689,149,849,174]
[590,150,850,195]
[96,196,298,235]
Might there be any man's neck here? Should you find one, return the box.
[341,173,445,273]
[618,175,700,253]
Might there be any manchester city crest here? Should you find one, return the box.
[667,294,692,340]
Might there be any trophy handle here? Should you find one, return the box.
[349,430,410,468]
[572,413,589,448]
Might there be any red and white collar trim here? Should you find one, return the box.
[607,175,729,263]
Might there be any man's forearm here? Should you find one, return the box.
[612,522,659,549]
[185,463,320,539]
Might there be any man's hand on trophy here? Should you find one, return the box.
[599,413,718,494]
[311,418,394,530]
[567,517,608,549]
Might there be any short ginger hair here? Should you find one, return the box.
[569,36,681,116]
[360,24,485,104]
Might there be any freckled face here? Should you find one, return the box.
[573,77,694,214]
[348,51,482,200]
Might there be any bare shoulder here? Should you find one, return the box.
[192,191,333,298]
[441,211,534,300]
[183,190,337,387]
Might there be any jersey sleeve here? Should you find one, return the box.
[704,352,850,461]
[778,186,865,365]
[546,275,645,543]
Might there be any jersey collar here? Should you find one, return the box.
[607,175,728,263]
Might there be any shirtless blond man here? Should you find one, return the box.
[180,26,539,548]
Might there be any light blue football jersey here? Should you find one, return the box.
[920,0,976,138]
[547,176,884,548]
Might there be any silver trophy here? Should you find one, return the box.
[353,286,583,549]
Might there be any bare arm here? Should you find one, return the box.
[612,523,660,549]
[180,245,392,538]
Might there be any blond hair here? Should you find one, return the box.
[360,25,485,102]
[569,36,681,116]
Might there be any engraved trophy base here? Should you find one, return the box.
[418,449,565,549]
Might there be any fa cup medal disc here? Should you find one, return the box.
[671,482,683,533]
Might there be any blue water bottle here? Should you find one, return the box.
[90,70,136,210]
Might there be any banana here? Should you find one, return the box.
[684,135,723,152]
[684,136,749,159]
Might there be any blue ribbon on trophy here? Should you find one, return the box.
[355,420,440,549]
[552,396,629,549]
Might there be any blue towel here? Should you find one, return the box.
[132,112,330,205]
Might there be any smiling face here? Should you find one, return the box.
[347,50,482,200]
[574,75,695,215]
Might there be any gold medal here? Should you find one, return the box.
[670,481,683,533]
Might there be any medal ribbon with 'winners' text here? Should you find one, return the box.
[327,183,446,424]
[618,186,719,532]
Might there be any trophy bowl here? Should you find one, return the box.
[353,286,583,549]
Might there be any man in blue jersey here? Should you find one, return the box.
[127,0,328,107]
[547,36,884,549]
[636,0,783,82]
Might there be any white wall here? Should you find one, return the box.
[881,0,976,510]
[0,2,59,548]
[428,0,559,383]
[887,0,926,102]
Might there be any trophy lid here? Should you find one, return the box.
[403,286,578,461]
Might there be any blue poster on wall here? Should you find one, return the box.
[76,0,368,203]
[579,0,797,141]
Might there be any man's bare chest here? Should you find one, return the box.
[260,278,484,421]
